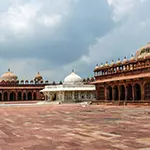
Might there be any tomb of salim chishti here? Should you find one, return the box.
[0,69,55,101]
[41,70,96,102]
[93,42,150,102]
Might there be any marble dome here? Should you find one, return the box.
[1,69,18,81]
[135,42,150,58]
[64,70,83,85]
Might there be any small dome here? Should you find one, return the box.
[137,55,144,61]
[105,62,109,67]
[123,57,128,64]
[130,54,135,61]
[110,60,115,66]
[64,70,83,85]
[116,58,121,65]
[94,64,99,69]
[135,42,150,58]
[100,63,104,68]
[34,72,43,81]
[145,52,150,59]
[0,69,18,82]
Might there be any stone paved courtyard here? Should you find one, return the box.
[0,104,150,150]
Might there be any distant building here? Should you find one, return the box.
[93,42,150,102]
[41,70,96,102]
[0,69,51,101]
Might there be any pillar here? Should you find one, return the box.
[112,87,115,101]
[118,86,120,101]
[132,84,135,102]
[125,86,127,101]
[141,83,145,101]
[104,87,107,101]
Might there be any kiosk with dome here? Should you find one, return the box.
[41,70,96,102]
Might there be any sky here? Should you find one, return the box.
[0,0,150,82]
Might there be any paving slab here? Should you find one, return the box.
[0,104,149,149]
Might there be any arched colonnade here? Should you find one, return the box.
[0,91,37,101]
[105,82,150,101]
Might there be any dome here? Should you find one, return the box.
[1,69,18,81]
[145,52,150,59]
[64,70,83,85]
[130,54,135,62]
[100,63,104,68]
[110,60,115,66]
[34,72,43,81]
[94,64,99,70]
[116,58,121,65]
[105,62,109,67]
[135,42,150,58]
[137,55,144,61]
[123,57,128,64]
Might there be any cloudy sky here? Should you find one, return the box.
[0,0,150,82]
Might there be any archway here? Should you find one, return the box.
[120,85,125,100]
[18,92,22,100]
[134,83,141,100]
[114,86,119,100]
[10,92,16,101]
[33,93,36,100]
[107,86,112,100]
[144,82,150,100]
[4,92,8,101]
[23,93,26,100]
[127,84,133,100]
[0,93,2,101]
[27,92,32,100]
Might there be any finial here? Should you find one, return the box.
[131,54,134,57]
[72,69,74,72]
[118,58,120,60]
[8,68,10,72]
[38,72,40,74]
[112,60,114,62]
[124,56,126,59]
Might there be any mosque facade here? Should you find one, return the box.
[0,69,51,101]
[93,42,150,102]
[41,71,96,103]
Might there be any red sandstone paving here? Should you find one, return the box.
[0,104,150,150]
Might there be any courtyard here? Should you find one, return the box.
[0,103,150,150]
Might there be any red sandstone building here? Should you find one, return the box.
[93,42,150,102]
[0,69,51,101]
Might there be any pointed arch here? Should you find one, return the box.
[4,92,8,101]
[18,92,22,100]
[33,92,37,100]
[27,92,32,100]
[134,83,141,100]
[120,85,125,100]
[144,82,150,100]
[107,86,112,100]
[127,84,133,100]
[23,93,26,100]
[10,92,16,101]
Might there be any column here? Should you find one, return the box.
[125,86,127,101]
[118,86,120,101]
[72,91,75,102]
[132,84,135,102]
[104,87,107,101]
[141,83,145,101]
[112,87,115,101]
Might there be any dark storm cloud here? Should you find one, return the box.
[0,0,114,67]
